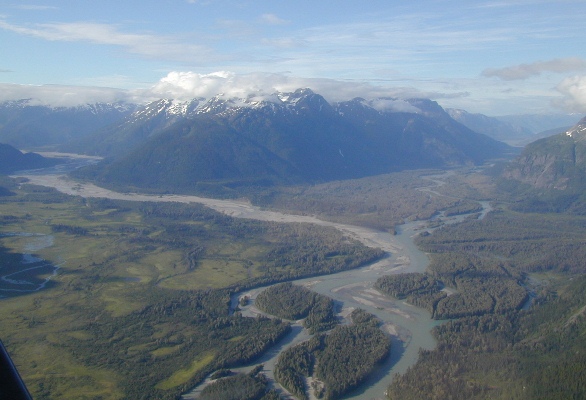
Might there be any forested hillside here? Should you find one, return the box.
[501,116,586,213]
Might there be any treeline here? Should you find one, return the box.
[374,273,446,316]
[255,282,337,333]
[375,273,440,299]
[274,340,317,399]
[274,308,390,399]
[416,209,586,274]
[441,200,484,217]
[0,176,386,400]
[54,198,384,292]
[315,313,390,399]
[50,224,89,236]
[137,201,386,288]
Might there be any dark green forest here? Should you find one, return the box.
[379,207,586,399]
[255,282,337,333]
[255,283,390,398]
[273,308,390,399]
[192,365,280,400]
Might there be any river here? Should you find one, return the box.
[13,156,491,400]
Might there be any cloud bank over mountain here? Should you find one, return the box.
[0,71,470,108]
[554,75,586,113]
[1,68,583,115]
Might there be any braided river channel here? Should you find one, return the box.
[14,154,491,400]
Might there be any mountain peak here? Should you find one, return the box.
[565,116,586,140]
[292,87,315,96]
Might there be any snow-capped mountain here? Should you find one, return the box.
[71,88,511,193]
[565,116,586,140]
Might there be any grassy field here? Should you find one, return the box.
[156,352,216,390]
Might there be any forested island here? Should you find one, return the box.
[254,283,390,399]
[255,282,337,333]
[272,308,390,399]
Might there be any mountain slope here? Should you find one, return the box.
[503,116,586,190]
[0,143,60,173]
[62,99,202,157]
[448,109,581,146]
[79,117,303,192]
[496,113,581,135]
[447,108,533,146]
[501,116,586,213]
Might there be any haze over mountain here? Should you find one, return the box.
[0,100,136,149]
[70,89,511,193]
[447,109,581,146]
[496,114,582,135]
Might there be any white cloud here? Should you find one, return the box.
[186,0,216,4]
[367,99,421,113]
[0,20,213,63]
[553,75,586,113]
[146,71,310,100]
[146,71,469,103]
[0,71,472,108]
[11,5,58,11]
[260,14,289,26]
[261,37,307,49]
[482,57,586,80]
[0,83,133,107]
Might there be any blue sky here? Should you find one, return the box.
[1,0,585,115]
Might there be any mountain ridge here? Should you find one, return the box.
[72,89,512,194]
